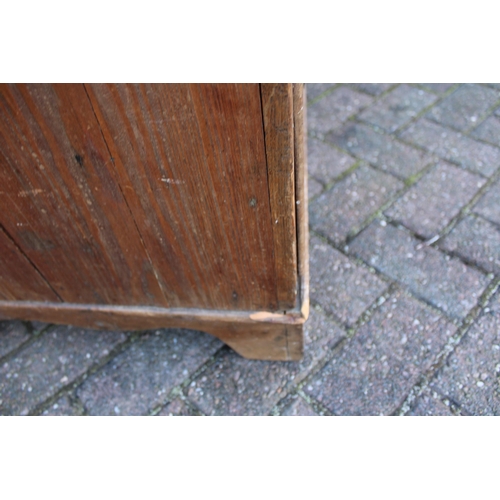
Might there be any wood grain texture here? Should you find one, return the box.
[0,227,60,301]
[0,84,168,305]
[293,84,310,320]
[0,301,304,360]
[85,84,278,311]
[260,84,298,310]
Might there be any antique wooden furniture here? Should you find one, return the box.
[0,84,308,360]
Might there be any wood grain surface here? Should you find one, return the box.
[0,84,167,305]
[260,84,298,310]
[0,84,303,307]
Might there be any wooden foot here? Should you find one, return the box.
[0,301,305,361]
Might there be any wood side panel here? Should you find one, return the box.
[260,84,297,310]
[293,84,310,320]
[0,227,60,301]
[0,84,168,305]
[0,301,304,360]
[85,84,278,311]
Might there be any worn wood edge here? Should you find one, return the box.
[0,301,304,360]
[293,83,310,321]
[260,83,298,310]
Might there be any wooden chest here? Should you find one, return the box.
[0,84,309,360]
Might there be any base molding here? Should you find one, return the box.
[0,301,305,361]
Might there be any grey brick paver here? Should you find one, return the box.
[350,220,490,319]
[351,83,393,96]
[308,177,324,199]
[407,388,456,416]
[185,308,346,416]
[76,329,222,416]
[0,321,30,359]
[327,122,434,179]
[420,83,455,94]
[471,114,500,147]
[440,215,500,275]
[310,235,388,325]
[308,86,373,137]
[310,164,403,244]
[385,162,485,239]
[429,291,500,415]
[157,398,196,416]
[0,326,127,415]
[426,84,500,132]
[400,118,500,177]
[358,84,437,133]
[308,136,356,184]
[42,395,82,416]
[304,291,456,415]
[306,83,336,102]
[473,180,500,225]
[282,396,318,416]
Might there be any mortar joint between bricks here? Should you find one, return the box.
[306,84,342,106]
[28,333,140,416]
[296,388,334,416]
[0,322,56,367]
[395,276,500,416]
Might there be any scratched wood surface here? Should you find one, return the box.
[0,84,168,305]
[261,84,297,310]
[0,84,299,312]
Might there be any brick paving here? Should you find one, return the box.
[1,83,500,416]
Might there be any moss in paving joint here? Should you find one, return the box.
[462,95,500,136]
[295,389,334,416]
[395,277,500,415]
[433,164,500,245]
[309,227,395,289]
[29,332,142,416]
[0,322,56,367]
[306,84,342,106]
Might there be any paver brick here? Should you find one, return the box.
[349,220,490,319]
[308,177,324,199]
[351,83,393,96]
[426,84,500,132]
[310,235,388,325]
[304,290,456,415]
[42,394,82,416]
[76,328,222,416]
[385,162,485,238]
[407,388,455,416]
[157,398,196,416]
[471,114,500,147]
[358,84,437,133]
[400,118,500,177]
[306,83,336,101]
[327,122,434,179]
[308,86,373,137]
[420,83,455,94]
[186,307,346,416]
[0,321,30,359]
[473,180,500,225]
[430,291,500,415]
[281,395,318,416]
[440,215,500,275]
[0,326,127,415]
[309,164,403,244]
[308,136,356,184]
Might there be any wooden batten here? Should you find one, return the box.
[293,83,310,321]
